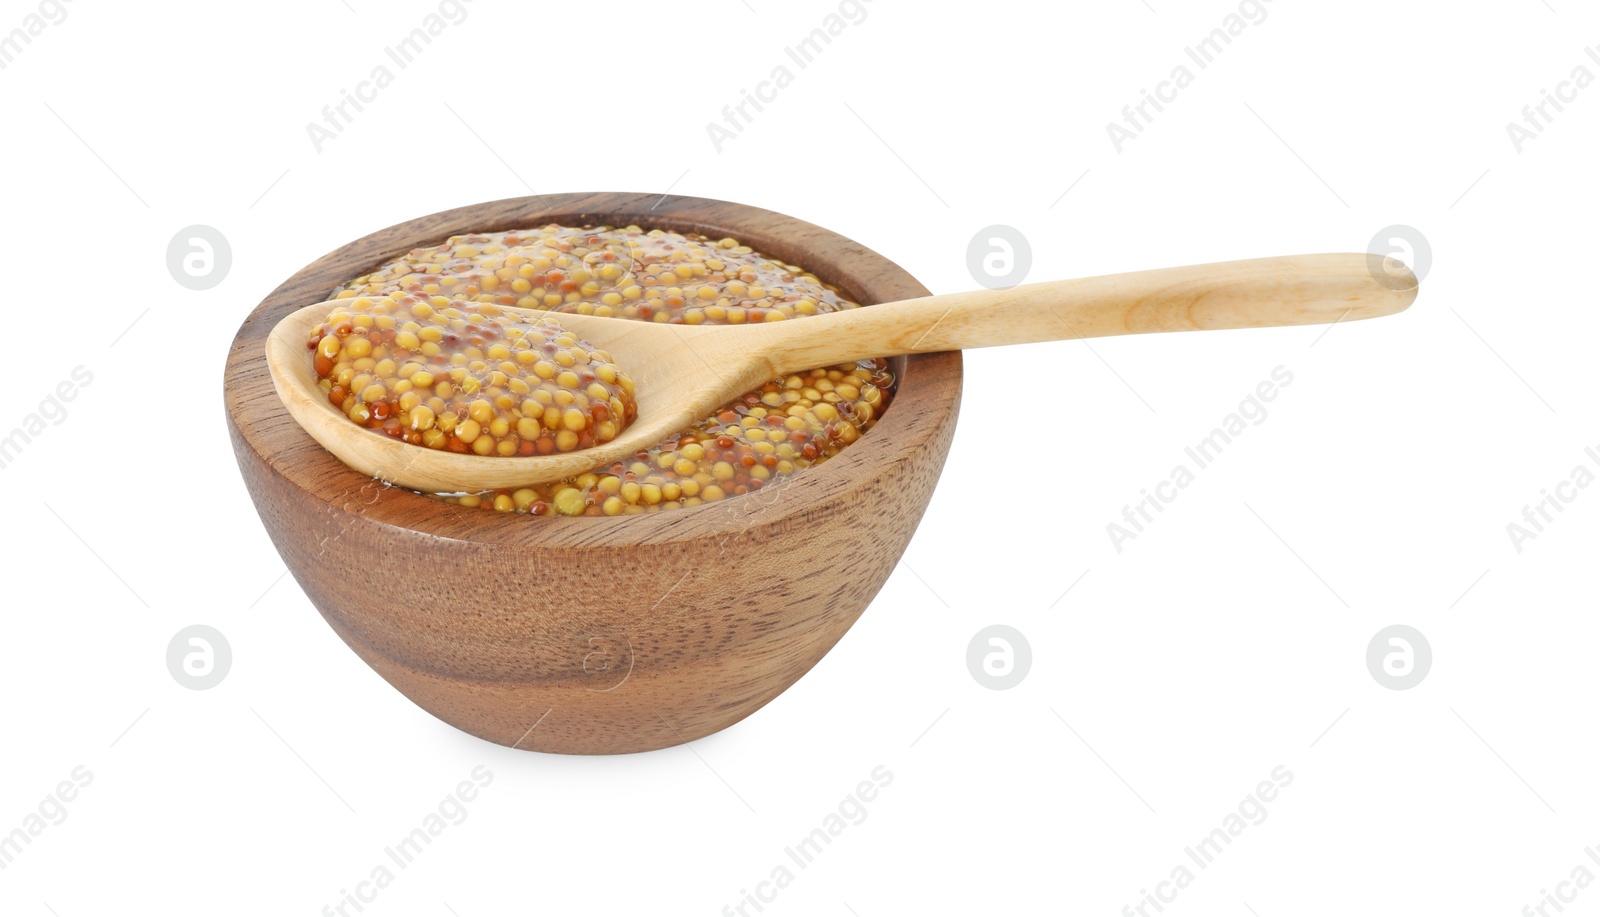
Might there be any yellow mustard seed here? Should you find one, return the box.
[328,224,896,518]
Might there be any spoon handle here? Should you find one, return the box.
[759,253,1416,374]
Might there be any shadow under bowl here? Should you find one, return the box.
[223,192,963,754]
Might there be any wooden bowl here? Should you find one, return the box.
[223,192,963,754]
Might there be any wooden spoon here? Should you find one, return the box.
[267,253,1417,493]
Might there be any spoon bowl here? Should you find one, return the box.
[269,252,1417,493]
[266,301,779,493]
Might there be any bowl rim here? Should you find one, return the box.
[224,191,963,548]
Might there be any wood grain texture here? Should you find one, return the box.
[267,252,1413,493]
[223,192,963,755]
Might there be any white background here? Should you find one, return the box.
[2,1,1596,914]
